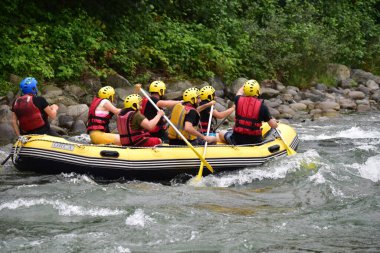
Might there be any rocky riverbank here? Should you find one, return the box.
[1,64,379,145]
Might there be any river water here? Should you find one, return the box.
[1,112,379,252]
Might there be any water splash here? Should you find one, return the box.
[353,155,380,183]
[0,198,124,216]
[196,149,321,187]
[301,126,380,141]
[125,209,154,227]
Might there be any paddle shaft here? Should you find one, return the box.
[275,127,296,155]
[196,104,214,179]
[137,87,214,173]
[214,115,229,131]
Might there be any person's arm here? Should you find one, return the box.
[44,104,59,120]
[197,101,216,113]
[212,105,235,119]
[156,100,182,108]
[103,100,121,115]
[184,122,215,143]
[11,112,20,137]
[140,110,165,131]
[268,118,278,128]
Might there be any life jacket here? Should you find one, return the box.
[140,96,167,134]
[233,96,263,136]
[199,102,215,133]
[13,94,45,132]
[168,103,198,141]
[117,110,150,146]
[87,97,113,133]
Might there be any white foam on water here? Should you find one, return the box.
[67,134,91,143]
[125,208,154,227]
[0,198,124,216]
[61,173,97,184]
[301,126,380,141]
[353,155,380,182]
[203,149,321,187]
[16,184,38,189]
[116,246,131,253]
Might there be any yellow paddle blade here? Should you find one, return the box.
[285,144,297,156]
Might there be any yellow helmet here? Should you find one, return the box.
[183,87,200,105]
[124,94,142,111]
[149,80,166,96]
[98,86,115,102]
[199,86,216,101]
[243,79,260,97]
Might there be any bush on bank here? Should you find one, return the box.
[0,0,379,96]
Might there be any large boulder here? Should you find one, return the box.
[105,73,132,88]
[327,64,351,82]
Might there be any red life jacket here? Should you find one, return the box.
[140,96,167,134]
[233,96,263,136]
[117,110,150,146]
[13,94,45,132]
[87,97,113,133]
[199,105,214,133]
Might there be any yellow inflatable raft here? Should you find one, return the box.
[10,123,299,181]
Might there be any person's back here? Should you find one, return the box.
[117,94,163,147]
[218,79,278,145]
[168,87,216,146]
[87,86,121,145]
[11,77,59,137]
[198,85,234,134]
[140,80,181,141]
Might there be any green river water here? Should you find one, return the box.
[1,112,379,252]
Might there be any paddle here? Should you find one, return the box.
[135,85,214,173]
[274,127,296,156]
[195,104,214,180]
[214,115,229,131]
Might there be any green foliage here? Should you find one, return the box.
[0,0,379,90]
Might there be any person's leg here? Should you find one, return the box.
[222,130,236,145]
[90,131,120,145]
[218,130,227,143]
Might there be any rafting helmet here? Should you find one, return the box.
[243,79,260,97]
[199,86,216,101]
[149,80,166,96]
[124,94,142,111]
[98,86,115,102]
[183,87,200,105]
[20,77,38,95]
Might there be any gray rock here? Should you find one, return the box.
[105,73,132,88]
[208,76,226,91]
[70,120,87,135]
[290,103,308,111]
[316,101,340,111]
[43,85,63,97]
[64,85,87,98]
[356,84,370,95]
[366,80,379,91]
[261,88,280,99]
[339,78,357,89]
[351,69,380,84]
[338,98,357,110]
[315,83,327,91]
[357,104,371,112]
[327,64,351,81]
[58,114,75,129]
[231,78,247,94]
[0,123,16,145]
[347,91,366,100]
[66,104,89,121]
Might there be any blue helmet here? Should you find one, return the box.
[20,77,38,95]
